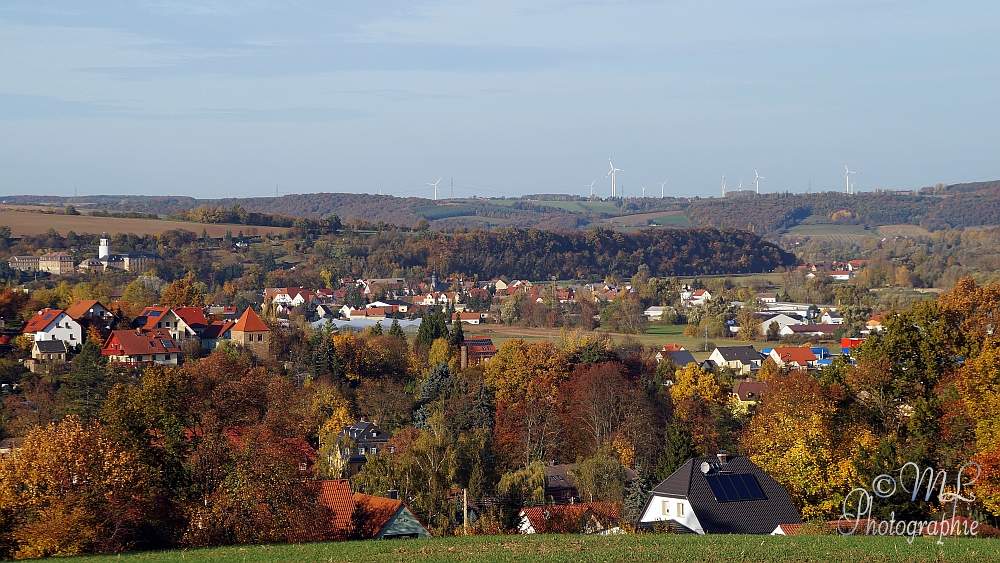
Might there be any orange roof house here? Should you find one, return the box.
[231,307,271,360]
[317,480,431,540]
[768,347,817,369]
[102,329,179,365]
[64,300,112,323]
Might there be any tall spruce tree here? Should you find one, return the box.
[63,340,111,420]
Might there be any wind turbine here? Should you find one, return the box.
[427,177,442,200]
[844,162,859,194]
[753,167,768,195]
[607,159,623,198]
[658,181,667,198]
[641,185,648,198]
[585,179,597,198]
[721,175,726,197]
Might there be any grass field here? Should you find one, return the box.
[0,209,256,238]
[64,534,994,563]
[603,211,690,227]
[877,224,931,237]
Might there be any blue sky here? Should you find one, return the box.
[1,1,998,199]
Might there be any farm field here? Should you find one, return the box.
[785,222,872,236]
[62,533,993,563]
[464,322,763,360]
[603,211,690,227]
[877,224,931,237]
[484,199,621,214]
[0,209,253,238]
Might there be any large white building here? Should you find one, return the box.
[23,309,83,345]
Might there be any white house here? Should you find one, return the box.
[638,453,802,534]
[821,311,844,325]
[757,313,805,335]
[644,306,669,319]
[688,289,712,306]
[23,309,83,345]
[707,346,762,375]
[829,271,853,281]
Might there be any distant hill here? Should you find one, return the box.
[4,179,999,235]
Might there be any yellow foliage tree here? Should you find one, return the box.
[160,273,205,309]
[0,416,151,558]
[670,363,724,406]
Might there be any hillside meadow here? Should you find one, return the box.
[62,534,994,563]
[0,209,261,238]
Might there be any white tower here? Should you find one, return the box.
[99,234,110,260]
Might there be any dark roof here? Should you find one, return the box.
[732,381,768,401]
[339,420,392,445]
[201,320,235,340]
[34,340,67,353]
[713,346,761,362]
[662,349,697,366]
[646,456,802,534]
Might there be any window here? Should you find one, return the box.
[677,503,685,516]
[359,447,366,455]
[389,446,395,454]
[662,500,669,515]
[370,447,377,455]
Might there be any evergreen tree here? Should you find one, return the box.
[368,322,383,336]
[388,318,406,340]
[449,317,465,348]
[311,336,342,379]
[656,422,695,481]
[63,340,111,420]
[414,363,456,428]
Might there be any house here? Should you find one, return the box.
[316,304,339,318]
[863,312,887,334]
[452,312,484,324]
[369,300,412,314]
[732,381,767,405]
[317,480,431,540]
[828,271,853,281]
[655,345,697,367]
[779,324,840,338]
[847,260,867,271]
[265,287,318,307]
[135,307,200,343]
[462,337,497,366]
[544,463,638,505]
[638,452,802,534]
[29,340,68,373]
[96,234,161,272]
[756,313,805,336]
[707,346,762,375]
[101,329,180,365]
[518,502,620,535]
[820,311,844,325]
[338,419,392,477]
[200,320,235,351]
[754,292,778,304]
[841,337,865,355]
[688,289,712,306]
[7,256,40,272]
[23,309,82,345]
[39,251,74,275]
[230,307,271,360]
[767,347,817,370]
[64,299,113,328]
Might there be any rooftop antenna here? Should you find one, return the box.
[607,159,623,198]
[721,175,726,197]
[753,167,768,195]
[844,162,859,194]
[427,177,442,200]
[585,179,597,198]
[658,181,667,198]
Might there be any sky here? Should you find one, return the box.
[1,1,998,200]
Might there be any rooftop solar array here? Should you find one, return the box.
[704,473,766,502]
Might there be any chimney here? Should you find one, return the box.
[387,489,398,500]
[716,450,728,465]
[460,345,468,370]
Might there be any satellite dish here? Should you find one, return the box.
[701,462,712,474]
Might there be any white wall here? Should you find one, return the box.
[33,313,82,344]
[639,495,704,534]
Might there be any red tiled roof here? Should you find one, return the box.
[317,480,355,535]
[770,347,817,365]
[661,344,684,352]
[232,307,270,332]
[102,329,179,356]
[64,300,106,321]
[173,307,208,329]
[138,306,171,330]
[353,493,404,536]
[24,309,64,333]
[733,381,768,401]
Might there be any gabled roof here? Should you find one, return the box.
[102,329,179,356]
[647,456,802,534]
[137,306,171,330]
[770,347,817,365]
[201,320,235,340]
[24,309,66,333]
[232,307,270,332]
[733,381,768,401]
[661,349,697,367]
[34,340,68,353]
[339,420,392,443]
[64,299,108,320]
[173,307,208,329]
[353,493,407,536]
[317,479,356,534]
[713,346,761,362]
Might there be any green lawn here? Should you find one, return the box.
[650,213,691,226]
[64,534,994,563]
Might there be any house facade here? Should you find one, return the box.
[638,453,802,534]
[768,347,817,370]
[230,307,271,360]
[23,309,82,345]
[338,419,392,477]
[39,252,74,275]
[101,329,180,365]
[707,346,762,375]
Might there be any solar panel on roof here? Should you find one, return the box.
[161,340,174,348]
[704,473,766,502]
[148,311,162,317]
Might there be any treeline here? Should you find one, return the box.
[346,227,795,280]
[169,205,342,233]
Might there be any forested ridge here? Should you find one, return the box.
[329,227,795,279]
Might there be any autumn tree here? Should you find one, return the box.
[0,416,153,558]
[160,273,205,309]
[569,445,626,503]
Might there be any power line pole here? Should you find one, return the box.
[463,488,468,533]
